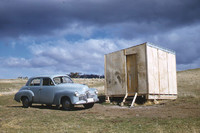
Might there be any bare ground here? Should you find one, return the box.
[95,97,200,119]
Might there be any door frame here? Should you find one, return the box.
[126,54,138,96]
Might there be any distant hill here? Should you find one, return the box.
[177,68,200,97]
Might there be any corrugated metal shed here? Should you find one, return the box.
[104,42,177,100]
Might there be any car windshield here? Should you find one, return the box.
[53,76,73,84]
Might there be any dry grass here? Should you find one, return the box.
[72,78,104,88]
[0,79,27,92]
[73,78,105,95]
[0,69,200,132]
[0,78,105,94]
[0,95,199,133]
[177,68,200,97]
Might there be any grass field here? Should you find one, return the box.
[177,68,200,97]
[0,79,27,93]
[0,69,200,133]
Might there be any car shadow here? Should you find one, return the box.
[7,105,88,111]
[7,105,22,108]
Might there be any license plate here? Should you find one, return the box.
[87,98,94,103]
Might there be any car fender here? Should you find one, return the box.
[89,88,98,96]
[14,90,34,102]
[53,91,75,105]
[89,88,99,101]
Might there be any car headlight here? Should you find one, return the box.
[74,91,79,97]
[95,90,98,95]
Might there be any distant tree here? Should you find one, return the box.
[23,77,28,80]
[68,72,81,78]
[68,72,104,79]
[100,75,105,79]
[79,74,104,79]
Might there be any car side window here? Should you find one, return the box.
[30,78,41,86]
[53,77,61,84]
[53,76,73,84]
[42,78,54,86]
[62,77,73,83]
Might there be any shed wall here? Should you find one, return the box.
[167,53,177,94]
[105,50,126,96]
[146,46,159,94]
[158,49,169,94]
[147,45,177,99]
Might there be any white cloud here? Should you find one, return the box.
[1,38,138,78]
[1,30,200,79]
[28,39,121,73]
[1,57,30,67]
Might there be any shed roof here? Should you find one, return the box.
[105,42,175,55]
[147,42,175,55]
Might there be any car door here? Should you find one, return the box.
[39,78,55,104]
[28,78,41,103]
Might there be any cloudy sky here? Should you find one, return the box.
[0,0,200,79]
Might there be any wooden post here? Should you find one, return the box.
[105,96,110,103]
[130,93,138,107]
[121,93,128,106]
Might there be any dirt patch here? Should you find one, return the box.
[91,97,200,119]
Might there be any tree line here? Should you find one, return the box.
[68,72,104,79]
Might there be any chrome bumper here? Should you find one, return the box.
[74,98,99,105]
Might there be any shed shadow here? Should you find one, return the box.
[98,95,106,103]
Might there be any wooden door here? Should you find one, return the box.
[126,54,138,95]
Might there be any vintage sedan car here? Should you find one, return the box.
[14,75,99,110]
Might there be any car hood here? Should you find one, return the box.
[56,83,89,93]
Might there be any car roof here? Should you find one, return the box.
[29,74,70,79]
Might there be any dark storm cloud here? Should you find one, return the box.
[134,24,200,66]
[0,0,200,38]
[0,0,200,78]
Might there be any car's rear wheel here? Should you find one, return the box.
[62,98,74,111]
[83,103,94,109]
[22,97,30,108]
[56,105,60,110]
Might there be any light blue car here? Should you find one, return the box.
[14,75,99,110]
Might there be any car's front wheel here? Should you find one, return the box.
[62,98,74,111]
[22,97,30,108]
[46,104,52,108]
[83,103,94,109]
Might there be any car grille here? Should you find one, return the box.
[79,91,94,101]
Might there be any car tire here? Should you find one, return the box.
[56,105,60,110]
[83,103,94,109]
[22,97,30,108]
[62,98,74,111]
[46,104,52,108]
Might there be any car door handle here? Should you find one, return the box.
[39,88,42,91]
[27,88,30,90]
